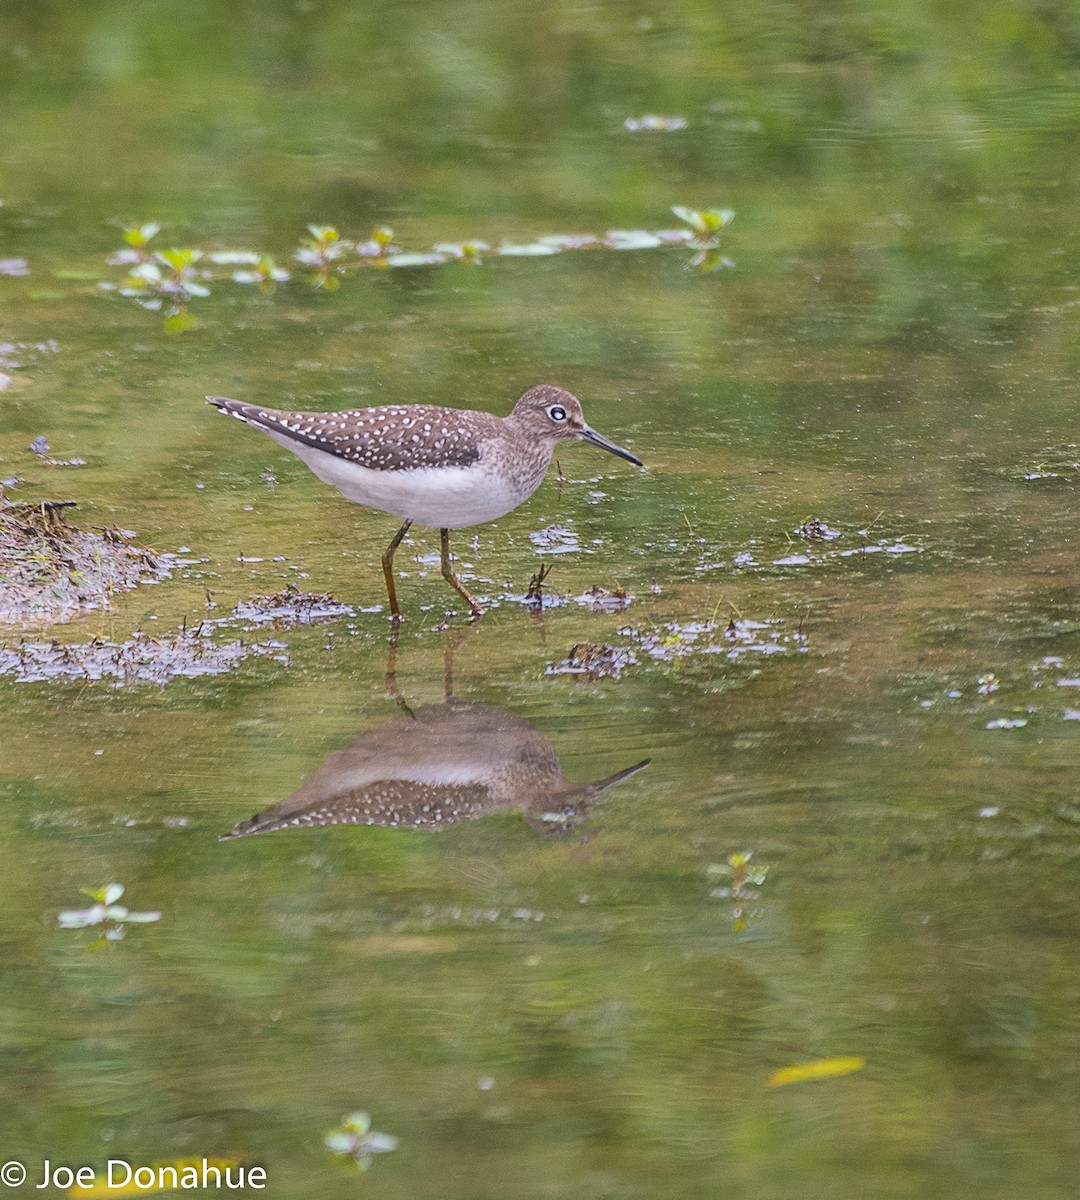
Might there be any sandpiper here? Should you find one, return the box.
[206,385,643,619]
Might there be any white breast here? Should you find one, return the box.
[270,432,543,529]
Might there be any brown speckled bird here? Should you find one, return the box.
[206,385,642,619]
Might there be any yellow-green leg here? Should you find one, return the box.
[441,528,483,615]
[382,519,412,621]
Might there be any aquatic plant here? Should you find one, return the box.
[115,240,210,332]
[671,205,735,243]
[100,208,734,332]
[708,850,769,935]
[324,1111,398,1172]
[58,883,161,944]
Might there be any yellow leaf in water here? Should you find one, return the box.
[767,1056,866,1087]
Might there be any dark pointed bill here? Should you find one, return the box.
[581,426,643,467]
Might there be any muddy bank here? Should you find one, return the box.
[0,500,169,624]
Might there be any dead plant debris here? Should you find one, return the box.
[0,625,287,686]
[0,500,170,624]
[230,583,353,627]
[545,642,638,680]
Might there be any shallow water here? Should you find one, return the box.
[3,4,1080,1197]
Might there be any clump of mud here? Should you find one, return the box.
[0,500,168,624]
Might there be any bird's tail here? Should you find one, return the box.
[206,395,249,421]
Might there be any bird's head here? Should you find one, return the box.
[509,385,642,466]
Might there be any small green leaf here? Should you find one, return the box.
[700,209,735,232]
[306,225,339,245]
[157,248,201,272]
[164,309,200,335]
[123,223,160,249]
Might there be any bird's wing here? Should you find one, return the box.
[207,397,487,470]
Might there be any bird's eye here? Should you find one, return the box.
[548,406,567,422]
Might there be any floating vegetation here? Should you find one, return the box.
[575,584,631,612]
[27,435,86,468]
[624,114,688,132]
[0,337,60,391]
[1017,449,1080,481]
[420,904,548,926]
[619,617,806,664]
[893,656,1080,728]
[528,524,582,554]
[324,1112,398,1173]
[58,883,160,946]
[977,672,999,695]
[101,207,734,331]
[0,624,286,686]
[229,584,354,628]
[547,615,805,679]
[671,206,736,270]
[989,444,1080,482]
[431,239,490,262]
[767,1056,866,1088]
[793,517,842,541]
[708,850,769,936]
[545,642,637,680]
[0,500,168,624]
[769,532,921,568]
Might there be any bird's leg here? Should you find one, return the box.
[441,528,484,616]
[382,519,413,621]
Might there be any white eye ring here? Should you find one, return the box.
[548,406,567,421]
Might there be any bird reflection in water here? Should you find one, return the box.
[221,635,649,840]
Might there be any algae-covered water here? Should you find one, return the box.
[3,3,1080,1197]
